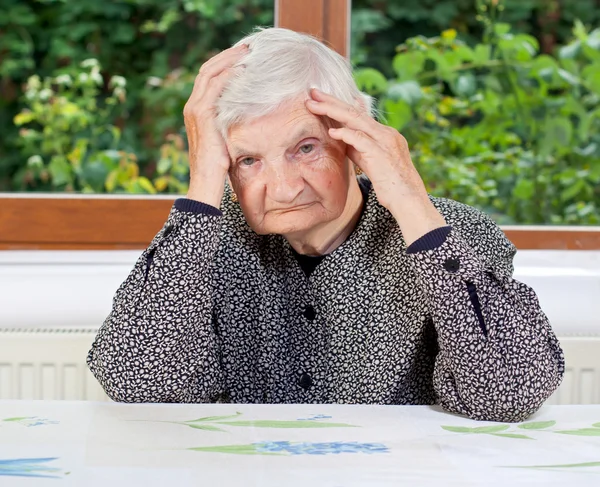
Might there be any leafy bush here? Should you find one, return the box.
[351,0,600,74]
[13,59,189,194]
[0,0,274,190]
[2,0,600,224]
[355,3,600,224]
[15,59,127,192]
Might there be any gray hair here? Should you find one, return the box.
[215,27,373,139]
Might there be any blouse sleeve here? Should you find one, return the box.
[87,199,225,403]
[405,203,564,422]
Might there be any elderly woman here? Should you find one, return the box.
[88,28,564,422]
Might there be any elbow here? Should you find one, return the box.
[87,350,144,403]
[104,388,136,403]
[452,390,544,423]
[475,341,565,422]
[91,373,171,403]
[466,369,563,423]
[467,401,541,423]
[89,364,203,404]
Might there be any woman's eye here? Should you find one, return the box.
[240,157,255,166]
[299,144,314,154]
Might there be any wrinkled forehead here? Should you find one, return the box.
[226,99,330,154]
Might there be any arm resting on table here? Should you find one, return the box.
[406,211,564,423]
[87,199,225,403]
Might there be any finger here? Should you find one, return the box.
[306,89,380,139]
[196,46,247,92]
[191,45,248,100]
[184,65,244,119]
[307,93,378,136]
[204,65,245,105]
[328,127,384,168]
[200,44,248,79]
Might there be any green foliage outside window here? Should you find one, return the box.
[354,2,600,224]
[1,0,600,224]
[13,59,189,194]
[0,0,275,192]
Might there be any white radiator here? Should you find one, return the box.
[546,337,600,405]
[0,328,108,401]
[0,328,598,405]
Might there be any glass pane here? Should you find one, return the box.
[351,0,600,226]
[2,0,274,195]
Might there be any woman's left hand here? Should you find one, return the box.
[305,88,447,246]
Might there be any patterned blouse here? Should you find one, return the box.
[88,177,564,422]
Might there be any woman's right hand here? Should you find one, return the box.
[183,44,247,207]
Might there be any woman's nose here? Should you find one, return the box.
[265,163,304,205]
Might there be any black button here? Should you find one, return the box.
[303,305,316,321]
[444,258,460,273]
[162,224,175,238]
[298,372,313,390]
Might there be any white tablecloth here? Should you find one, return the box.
[2,401,600,486]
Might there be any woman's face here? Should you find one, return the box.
[227,97,352,236]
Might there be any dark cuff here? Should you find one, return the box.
[175,198,222,216]
[406,225,452,254]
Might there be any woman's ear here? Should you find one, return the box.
[225,172,236,191]
[225,174,239,202]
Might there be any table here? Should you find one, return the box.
[1,401,599,486]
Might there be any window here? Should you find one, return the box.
[1,0,598,250]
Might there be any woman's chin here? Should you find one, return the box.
[254,209,331,236]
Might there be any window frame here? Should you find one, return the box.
[2,195,599,250]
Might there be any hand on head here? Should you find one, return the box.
[184,44,248,207]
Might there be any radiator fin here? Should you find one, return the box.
[0,329,108,401]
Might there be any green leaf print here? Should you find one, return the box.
[185,424,227,432]
[507,461,600,469]
[555,428,600,436]
[2,417,32,422]
[491,433,534,440]
[188,445,281,456]
[517,421,556,430]
[471,425,510,433]
[441,425,510,434]
[215,420,358,429]
[184,413,242,423]
[135,414,357,432]
[592,422,600,428]
[441,426,475,433]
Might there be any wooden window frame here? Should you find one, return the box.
[2,0,599,251]
[2,195,600,250]
[275,0,351,57]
